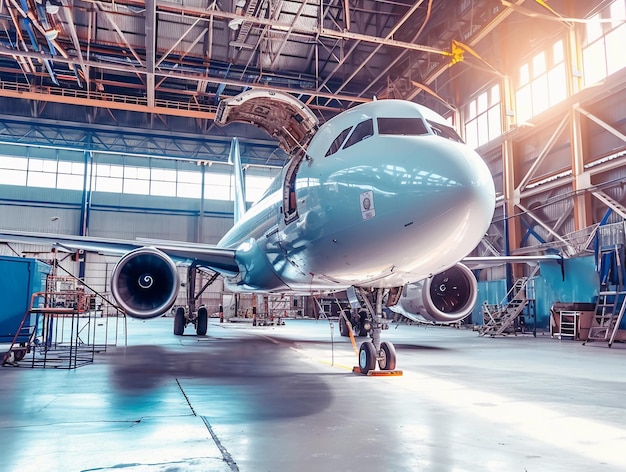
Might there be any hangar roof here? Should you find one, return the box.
[0,0,603,160]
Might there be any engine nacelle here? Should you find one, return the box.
[390,263,477,324]
[111,247,180,319]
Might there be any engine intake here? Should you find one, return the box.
[391,263,477,324]
[111,247,180,319]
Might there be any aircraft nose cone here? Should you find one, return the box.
[392,138,495,269]
[452,145,496,244]
[448,144,496,225]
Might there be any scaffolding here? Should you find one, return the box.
[2,273,125,369]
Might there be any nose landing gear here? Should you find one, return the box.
[350,287,403,376]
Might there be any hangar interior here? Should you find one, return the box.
[1,0,625,338]
[1,1,626,471]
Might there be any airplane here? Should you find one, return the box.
[0,89,561,374]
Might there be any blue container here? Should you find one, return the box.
[0,255,51,343]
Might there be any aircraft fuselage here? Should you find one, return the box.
[218,99,495,292]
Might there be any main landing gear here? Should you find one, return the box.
[347,287,402,376]
[173,263,218,336]
[173,305,209,336]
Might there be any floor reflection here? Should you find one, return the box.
[107,340,335,422]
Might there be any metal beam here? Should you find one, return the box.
[153,2,450,56]
[0,85,215,119]
[575,105,626,143]
[0,114,283,164]
[516,113,569,193]
[268,0,310,70]
[590,188,626,220]
[571,103,592,230]
[145,0,156,108]
[0,46,371,105]
[516,202,576,256]
[322,0,427,105]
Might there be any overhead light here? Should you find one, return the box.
[46,3,59,14]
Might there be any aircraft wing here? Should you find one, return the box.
[462,254,564,269]
[0,230,239,276]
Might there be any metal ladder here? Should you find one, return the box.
[585,243,626,347]
[584,291,626,347]
[479,280,527,336]
[479,266,538,337]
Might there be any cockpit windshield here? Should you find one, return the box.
[377,117,429,136]
[426,120,464,143]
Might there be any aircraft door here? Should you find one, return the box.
[283,150,306,224]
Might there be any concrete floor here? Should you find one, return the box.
[1,317,626,472]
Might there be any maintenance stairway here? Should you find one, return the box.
[479,266,539,337]
[584,239,626,347]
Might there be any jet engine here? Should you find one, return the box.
[111,247,180,319]
[390,263,477,324]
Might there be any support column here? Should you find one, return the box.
[502,138,523,279]
[571,106,593,230]
[78,150,93,280]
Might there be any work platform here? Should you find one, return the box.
[1,318,626,471]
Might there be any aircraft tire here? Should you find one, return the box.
[196,306,208,336]
[174,307,185,336]
[378,341,397,371]
[358,341,377,374]
[339,316,349,337]
[357,310,369,336]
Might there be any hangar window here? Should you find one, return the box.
[0,149,275,204]
[203,171,275,202]
[246,175,275,203]
[123,165,151,195]
[57,161,85,191]
[515,39,567,124]
[95,163,123,193]
[204,172,233,201]
[151,168,177,197]
[325,127,352,156]
[0,154,86,191]
[27,159,57,189]
[0,155,27,186]
[464,84,502,149]
[177,170,202,199]
[582,0,626,87]
[378,117,428,136]
[343,119,373,149]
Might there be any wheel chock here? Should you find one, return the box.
[352,366,403,376]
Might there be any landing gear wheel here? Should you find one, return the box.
[339,316,349,337]
[196,306,208,336]
[358,310,369,336]
[378,341,397,370]
[173,307,185,336]
[358,341,377,374]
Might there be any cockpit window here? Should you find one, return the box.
[343,119,374,149]
[377,117,429,136]
[427,120,464,143]
[325,127,352,157]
